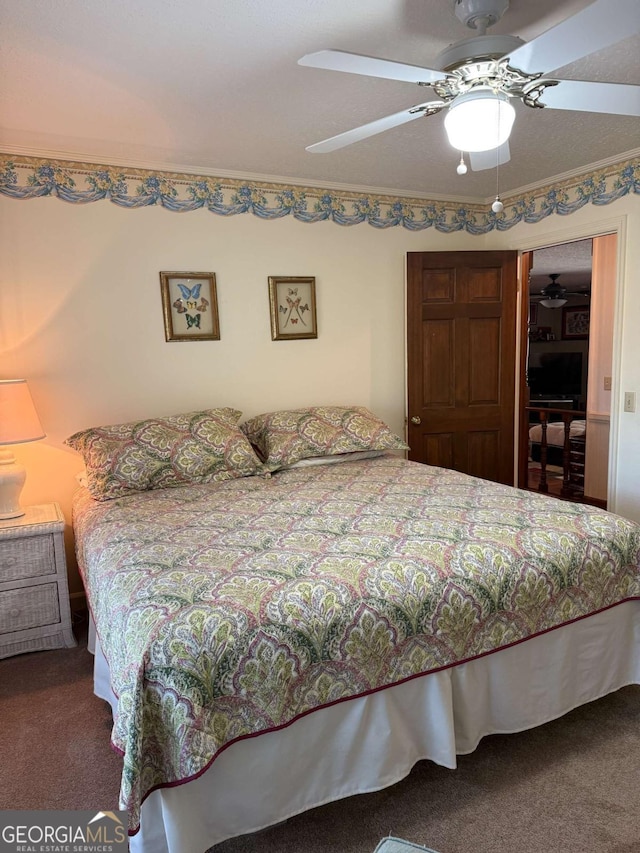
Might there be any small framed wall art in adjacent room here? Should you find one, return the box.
[562,305,590,340]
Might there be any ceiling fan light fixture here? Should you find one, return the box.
[540,297,568,309]
[444,88,515,152]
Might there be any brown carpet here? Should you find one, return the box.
[1,615,639,853]
[0,614,121,813]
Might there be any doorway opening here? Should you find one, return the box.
[518,235,616,509]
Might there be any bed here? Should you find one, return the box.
[67,406,640,853]
[528,417,586,466]
[529,418,586,452]
[529,417,586,448]
[528,416,586,495]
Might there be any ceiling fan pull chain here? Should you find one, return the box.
[491,104,504,213]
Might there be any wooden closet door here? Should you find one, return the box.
[407,250,518,485]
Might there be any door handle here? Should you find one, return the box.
[410,416,421,425]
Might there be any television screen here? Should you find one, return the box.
[528,351,584,397]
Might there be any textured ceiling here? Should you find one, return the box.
[530,239,593,293]
[0,0,638,199]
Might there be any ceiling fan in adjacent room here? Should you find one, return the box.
[298,0,640,171]
[531,274,591,308]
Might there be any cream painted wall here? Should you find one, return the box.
[0,194,480,597]
[589,234,617,416]
[487,199,640,523]
[584,234,616,501]
[1,192,639,603]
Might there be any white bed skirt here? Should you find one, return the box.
[89,600,640,853]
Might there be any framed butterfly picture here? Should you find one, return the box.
[160,271,220,342]
[268,276,317,341]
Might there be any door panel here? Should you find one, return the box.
[467,430,500,480]
[469,318,500,403]
[422,319,454,406]
[422,433,454,469]
[407,250,518,485]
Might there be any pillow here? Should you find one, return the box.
[284,449,388,469]
[65,408,264,501]
[241,406,408,472]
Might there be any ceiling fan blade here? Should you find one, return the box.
[305,102,445,153]
[298,50,446,85]
[535,80,640,117]
[532,290,591,299]
[502,0,640,76]
[469,141,511,172]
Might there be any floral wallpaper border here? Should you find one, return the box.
[0,153,638,235]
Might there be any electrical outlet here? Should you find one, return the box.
[603,376,612,391]
[624,392,636,413]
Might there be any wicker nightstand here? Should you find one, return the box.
[0,503,76,658]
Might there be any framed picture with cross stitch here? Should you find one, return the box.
[159,271,220,341]
[562,305,590,340]
[268,275,317,340]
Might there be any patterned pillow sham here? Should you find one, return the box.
[240,406,409,472]
[65,408,264,501]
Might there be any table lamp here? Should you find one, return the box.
[0,379,46,519]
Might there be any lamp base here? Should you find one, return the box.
[0,450,27,520]
[0,509,26,521]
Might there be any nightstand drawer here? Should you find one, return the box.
[0,583,60,635]
[0,535,56,583]
[0,503,76,657]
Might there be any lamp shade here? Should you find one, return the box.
[444,88,515,153]
[0,379,46,445]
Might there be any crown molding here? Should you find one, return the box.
[488,147,640,205]
[0,144,479,205]
[1,144,638,208]
[1,150,637,235]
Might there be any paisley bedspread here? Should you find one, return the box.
[72,456,640,831]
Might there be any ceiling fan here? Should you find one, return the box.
[298,0,640,172]
[531,274,591,308]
